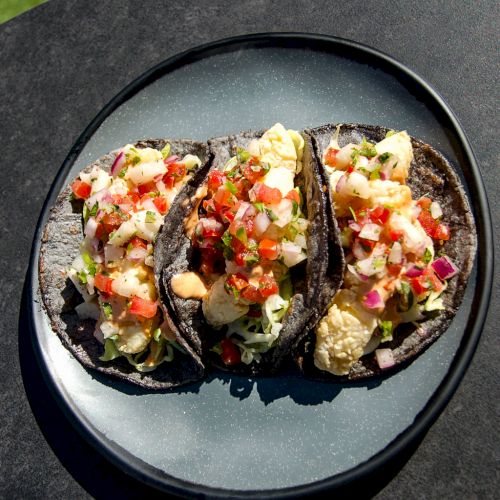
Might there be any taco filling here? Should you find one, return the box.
[315,128,459,375]
[68,143,202,372]
[172,124,308,366]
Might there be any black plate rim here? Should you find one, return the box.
[26,32,493,498]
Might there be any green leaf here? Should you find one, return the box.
[225,180,238,195]
[118,167,127,178]
[423,248,433,264]
[153,327,162,342]
[266,209,278,222]
[99,339,122,362]
[359,137,377,158]
[379,320,393,338]
[379,152,392,163]
[89,202,98,217]
[253,202,265,212]
[145,211,156,224]
[221,230,232,247]
[77,270,87,284]
[236,148,251,163]
[160,143,171,159]
[370,170,381,180]
[349,206,357,221]
[102,302,112,319]
[235,226,247,244]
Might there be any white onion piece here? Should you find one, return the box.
[84,217,98,238]
[235,201,251,220]
[141,198,157,212]
[127,246,148,262]
[335,143,357,169]
[355,155,369,170]
[105,244,124,265]
[375,348,395,369]
[280,241,306,267]
[254,211,271,237]
[335,174,347,193]
[359,223,382,241]
[348,221,361,233]
[271,199,294,228]
[352,239,369,260]
[388,241,403,264]
[430,201,443,219]
[347,264,368,282]
[344,172,370,198]
[355,256,379,277]
[85,189,108,209]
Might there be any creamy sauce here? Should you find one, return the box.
[184,185,208,238]
[171,272,208,299]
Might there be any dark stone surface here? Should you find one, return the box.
[0,0,498,498]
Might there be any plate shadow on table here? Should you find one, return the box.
[19,279,424,499]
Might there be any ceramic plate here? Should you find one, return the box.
[27,34,492,497]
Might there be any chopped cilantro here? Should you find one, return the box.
[379,152,392,163]
[225,180,238,194]
[102,302,113,319]
[379,320,393,338]
[244,253,259,266]
[160,143,171,159]
[266,209,278,222]
[132,156,141,165]
[226,168,239,179]
[370,169,381,180]
[153,327,162,342]
[77,270,87,284]
[423,248,433,264]
[89,202,98,217]
[118,167,127,178]
[253,202,265,212]
[236,148,251,163]
[349,206,357,221]
[235,226,247,244]
[292,200,299,216]
[145,211,156,224]
[359,138,377,158]
[221,230,232,247]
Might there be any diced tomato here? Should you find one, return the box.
[252,183,282,204]
[434,224,450,241]
[94,273,114,294]
[258,238,279,260]
[417,209,438,237]
[200,217,224,238]
[417,197,432,209]
[324,148,339,167]
[129,296,158,319]
[214,187,236,210]
[285,189,300,204]
[220,339,241,366]
[138,181,157,196]
[126,192,140,204]
[229,220,247,242]
[199,248,222,276]
[101,211,126,233]
[163,175,175,189]
[219,207,235,224]
[389,229,404,242]
[232,177,251,198]
[358,237,376,251]
[231,237,246,255]
[410,277,428,296]
[207,170,226,192]
[258,275,279,297]
[226,273,249,291]
[95,223,106,240]
[128,236,147,249]
[424,268,444,292]
[247,307,262,317]
[163,162,186,188]
[242,161,266,184]
[241,285,265,304]
[371,206,390,225]
[387,264,402,277]
[152,196,168,214]
[71,180,92,200]
[203,199,217,214]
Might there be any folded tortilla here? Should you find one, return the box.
[154,129,345,375]
[39,139,208,389]
[294,124,477,380]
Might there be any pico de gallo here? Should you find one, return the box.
[314,128,459,375]
[184,124,307,366]
[68,142,202,371]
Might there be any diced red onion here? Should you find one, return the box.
[352,239,369,260]
[85,217,98,238]
[164,155,180,164]
[363,290,384,309]
[359,223,382,241]
[105,244,125,265]
[431,256,459,280]
[89,237,101,253]
[348,221,361,233]
[335,173,347,193]
[388,241,403,264]
[405,264,424,277]
[153,173,164,182]
[235,201,251,220]
[111,151,125,177]
[430,201,443,219]
[375,348,395,369]
[254,211,271,236]
[347,264,368,282]
[127,246,147,262]
[379,171,388,181]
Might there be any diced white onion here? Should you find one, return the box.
[104,244,124,265]
[430,201,443,219]
[388,241,403,264]
[375,348,395,369]
[359,223,382,241]
[84,217,98,238]
[280,241,306,267]
[254,211,271,236]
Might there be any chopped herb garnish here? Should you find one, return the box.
[370,170,381,180]
[102,302,113,319]
[379,320,393,338]
[118,167,127,178]
[226,168,239,179]
[386,130,396,138]
[349,206,357,221]
[145,211,156,224]
[359,138,377,158]
[153,327,162,342]
[89,202,98,217]
[77,270,87,284]
[379,152,392,163]
[132,156,141,165]
[221,230,232,247]
[235,226,247,244]
[266,209,278,222]
[253,202,265,212]
[236,148,251,163]
[292,200,299,216]
[210,342,223,355]
[83,204,89,223]
[244,253,259,266]
[423,248,433,264]
[160,143,171,159]
[225,180,238,195]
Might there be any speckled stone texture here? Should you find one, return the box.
[0,0,498,498]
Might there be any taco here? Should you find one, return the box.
[294,123,477,380]
[39,139,209,389]
[154,124,344,375]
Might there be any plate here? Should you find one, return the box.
[27,34,492,497]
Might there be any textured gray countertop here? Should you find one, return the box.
[0,0,498,498]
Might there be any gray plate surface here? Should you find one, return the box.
[29,37,480,493]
